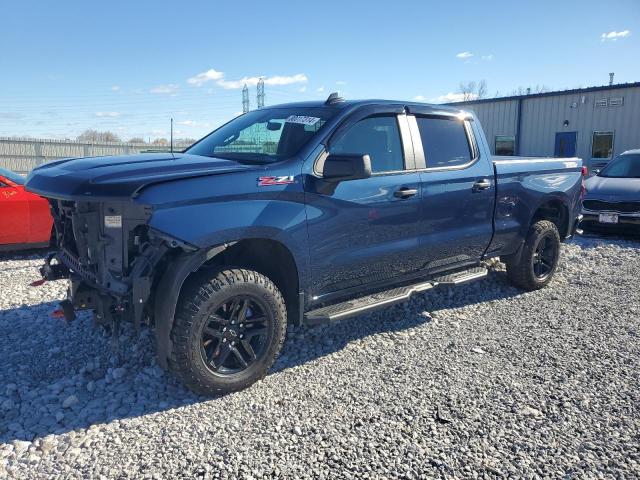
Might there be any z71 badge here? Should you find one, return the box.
[258,176,295,186]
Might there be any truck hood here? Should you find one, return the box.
[25,153,255,200]
[585,175,640,200]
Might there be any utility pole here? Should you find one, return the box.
[242,84,250,113]
[257,77,265,108]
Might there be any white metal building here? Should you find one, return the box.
[447,82,640,171]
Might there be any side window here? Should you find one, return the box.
[330,116,404,173]
[417,116,473,168]
[0,181,8,188]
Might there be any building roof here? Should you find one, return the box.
[445,81,640,106]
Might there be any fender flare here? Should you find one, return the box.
[154,243,230,369]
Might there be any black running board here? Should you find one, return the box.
[430,266,487,285]
[304,265,488,326]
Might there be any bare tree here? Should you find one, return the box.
[128,137,145,144]
[458,80,488,100]
[477,80,488,99]
[77,129,121,143]
[151,138,169,146]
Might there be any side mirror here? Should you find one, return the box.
[321,154,372,182]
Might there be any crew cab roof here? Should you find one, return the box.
[265,99,468,116]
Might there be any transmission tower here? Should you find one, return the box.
[257,78,265,108]
[242,84,250,113]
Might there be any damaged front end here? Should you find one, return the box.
[39,199,193,334]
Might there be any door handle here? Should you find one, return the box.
[394,187,418,199]
[472,179,491,192]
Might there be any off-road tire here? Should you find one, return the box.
[505,220,561,291]
[169,268,287,396]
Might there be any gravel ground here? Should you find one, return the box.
[1,235,639,478]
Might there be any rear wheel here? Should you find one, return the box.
[505,220,561,291]
[169,268,287,396]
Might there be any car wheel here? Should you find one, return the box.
[169,268,287,396]
[505,220,561,291]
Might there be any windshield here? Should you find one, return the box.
[598,154,640,178]
[186,107,338,163]
[0,167,25,185]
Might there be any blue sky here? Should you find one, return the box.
[1,0,638,141]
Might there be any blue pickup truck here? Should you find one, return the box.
[26,94,584,395]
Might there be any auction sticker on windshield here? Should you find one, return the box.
[285,115,320,126]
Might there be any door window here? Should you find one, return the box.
[416,117,473,168]
[330,116,404,172]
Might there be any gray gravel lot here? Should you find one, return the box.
[1,235,639,478]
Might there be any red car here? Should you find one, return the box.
[0,167,53,251]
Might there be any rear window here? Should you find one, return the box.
[416,117,473,168]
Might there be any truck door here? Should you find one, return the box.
[407,111,495,272]
[304,106,422,299]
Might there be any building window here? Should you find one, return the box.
[495,136,515,156]
[592,132,614,159]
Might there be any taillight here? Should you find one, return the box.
[580,166,587,199]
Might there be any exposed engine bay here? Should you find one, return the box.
[39,200,189,333]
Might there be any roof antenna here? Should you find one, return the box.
[170,117,173,154]
[325,92,345,105]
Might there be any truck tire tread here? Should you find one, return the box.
[168,267,287,396]
[505,220,560,291]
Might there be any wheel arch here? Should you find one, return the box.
[531,196,571,239]
[153,237,302,369]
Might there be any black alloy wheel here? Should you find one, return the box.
[170,268,287,396]
[200,296,270,375]
[505,220,561,291]
[531,233,559,280]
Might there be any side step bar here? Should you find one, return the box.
[304,265,488,326]
[430,266,487,285]
[305,281,434,325]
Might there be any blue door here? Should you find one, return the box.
[410,114,495,271]
[304,112,423,300]
[554,132,577,157]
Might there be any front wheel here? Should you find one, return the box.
[505,220,561,291]
[169,268,287,396]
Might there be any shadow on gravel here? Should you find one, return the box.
[0,269,523,444]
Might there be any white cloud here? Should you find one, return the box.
[187,69,225,86]
[150,84,179,95]
[431,92,478,103]
[336,80,347,86]
[217,73,308,89]
[412,95,426,101]
[176,120,210,128]
[95,111,120,117]
[456,51,473,59]
[601,30,631,41]
[316,86,325,93]
[481,54,493,61]
[111,85,121,91]
[299,86,307,92]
